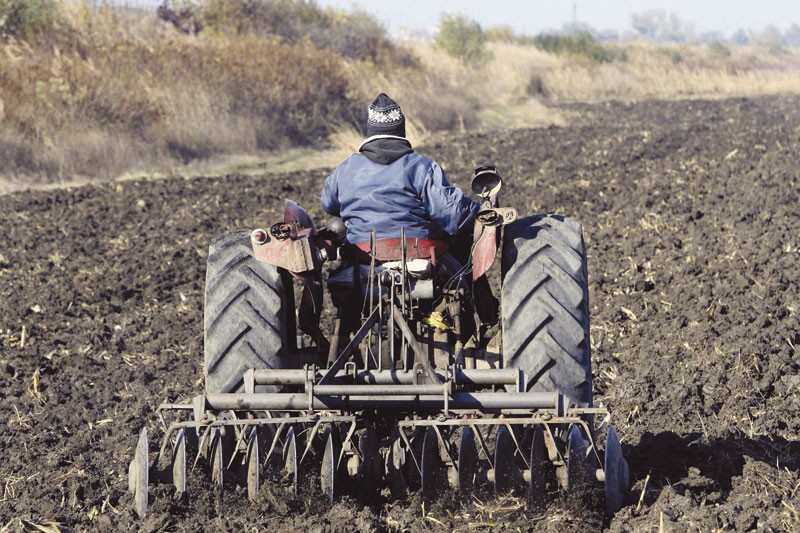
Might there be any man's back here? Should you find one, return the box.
[321,148,474,244]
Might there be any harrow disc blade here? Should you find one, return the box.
[566,425,592,494]
[458,427,478,495]
[283,427,298,494]
[387,433,407,499]
[528,425,548,510]
[128,427,149,519]
[246,427,260,502]
[494,426,515,494]
[421,427,447,501]
[172,428,187,497]
[209,428,224,493]
[321,427,342,504]
[604,426,629,513]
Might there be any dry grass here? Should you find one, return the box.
[0,2,351,185]
[538,41,800,102]
[2,3,800,191]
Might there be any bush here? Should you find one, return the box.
[312,8,415,66]
[533,31,624,63]
[485,25,514,44]
[526,74,548,97]
[707,41,731,59]
[192,36,351,145]
[658,47,683,64]
[0,0,62,42]
[185,0,413,65]
[484,26,625,64]
[434,14,491,66]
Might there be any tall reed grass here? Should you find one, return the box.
[531,41,800,103]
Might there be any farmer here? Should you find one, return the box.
[321,93,498,348]
[321,92,478,261]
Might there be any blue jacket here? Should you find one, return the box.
[321,137,478,244]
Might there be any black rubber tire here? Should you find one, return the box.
[501,214,592,406]
[204,230,291,393]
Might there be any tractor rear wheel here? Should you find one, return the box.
[203,230,293,393]
[500,215,592,406]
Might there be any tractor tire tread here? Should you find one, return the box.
[501,214,592,405]
[204,230,288,393]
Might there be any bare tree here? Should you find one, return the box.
[784,24,800,47]
[752,24,784,47]
[631,10,694,42]
[731,28,749,45]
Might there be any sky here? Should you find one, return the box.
[313,0,800,37]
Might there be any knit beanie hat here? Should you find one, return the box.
[366,93,406,138]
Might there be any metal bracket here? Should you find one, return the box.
[319,307,380,385]
[392,305,440,384]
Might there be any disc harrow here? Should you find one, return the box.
[130,365,628,518]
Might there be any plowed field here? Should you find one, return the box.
[1,95,798,531]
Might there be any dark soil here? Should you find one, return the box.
[1,95,799,532]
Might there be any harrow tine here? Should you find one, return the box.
[300,419,324,463]
[157,427,174,466]
[172,428,187,497]
[283,426,298,494]
[192,426,211,472]
[434,426,457,474]
[210,427,224,493]
[402,427,424,490]
[458,426,478,496]
[246,427,261,502]
[265,421,288,467]
[507,423,530,471]
[473,423,493,467]
[260,423,276,458]
[225,431,245,471]
[340,420,358,468]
